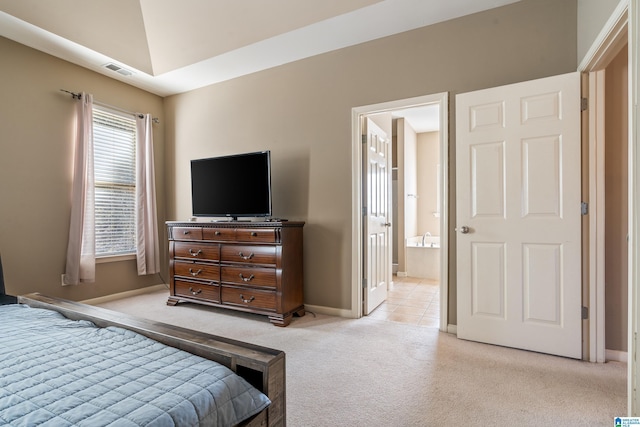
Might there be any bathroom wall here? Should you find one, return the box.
[395,118,418,274]
[395,123,441,275]
[402,119,418,240]
[417,131,440,237]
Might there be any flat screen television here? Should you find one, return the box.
[191,151,272,220]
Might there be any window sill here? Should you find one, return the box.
[96,254,136,264]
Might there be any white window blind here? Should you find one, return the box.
[93,107,136,257]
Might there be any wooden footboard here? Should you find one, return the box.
[17,293,285,427]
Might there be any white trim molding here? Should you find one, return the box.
[578,0,629,72]
[304,304,355,319]
[588,69,607,364]
[606,349,629,363]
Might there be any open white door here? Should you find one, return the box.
[363,117,391,314]
[456,72,582,359]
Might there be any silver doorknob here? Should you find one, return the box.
[383,222,391,227]
[457,225,470,234]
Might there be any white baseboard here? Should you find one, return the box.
[396,271,408,277]
[81,284,168,305]
[303,304,355,318]
[605,349,628,363]
[441,324,625,361]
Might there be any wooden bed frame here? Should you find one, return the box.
[17,293,286,427]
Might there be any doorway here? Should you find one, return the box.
[587,43,629,363]
[603,45,629,362]
[351,92,449,331]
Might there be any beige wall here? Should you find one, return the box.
[0,0,624,330]
[605,45,629,352]
[164,0,578,316]
[402,119,418,241]
[392,121,402,270]
[395,117,418,274]
[0,36,167,301]
[417,132,440,237]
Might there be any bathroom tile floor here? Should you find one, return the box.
[368,276,440,327]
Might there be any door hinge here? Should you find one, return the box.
[362,135,367,144]
[581,202,589,216]
[582,306,588,320]
[362,278,367,288]
[581,97,588,111]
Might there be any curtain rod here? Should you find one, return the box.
[60,89,160,124]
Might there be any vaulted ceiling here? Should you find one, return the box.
[0,0,520,96]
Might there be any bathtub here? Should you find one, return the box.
[405,235,440,280]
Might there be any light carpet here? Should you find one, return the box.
[97,289,626,427]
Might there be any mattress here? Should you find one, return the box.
[0,304,270,426]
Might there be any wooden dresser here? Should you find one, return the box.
[166,221,305,326]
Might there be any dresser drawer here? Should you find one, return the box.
[173,227,203,240]
[203,227,236,241]
[236,228,278,243]
[174,261,219,281]
[174,242,219,261]
[175,280,220,302]
[221,266,276,288]
[221,286,276,311]
[221,245,277,265]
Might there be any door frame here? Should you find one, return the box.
[578,0,628,363]
[587,69,607,364]
[351,92,449,331]
[578,0,640,414]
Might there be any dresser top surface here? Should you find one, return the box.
[167,220,304,228]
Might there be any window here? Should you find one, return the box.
[92,107,136,257]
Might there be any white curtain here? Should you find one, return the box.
[135,114,160,275]
[63,93,95,285]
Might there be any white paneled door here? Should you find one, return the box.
[363,118,391,315]
[456,72,582,359]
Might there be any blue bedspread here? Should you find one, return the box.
[0,304,270,426]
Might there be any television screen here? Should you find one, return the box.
[191,151,272,219]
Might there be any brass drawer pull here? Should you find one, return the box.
[250,232,258,237]
[239,273,255,282]
[238,252,254,260]
[188,287,202,296]
[189,268,202,276]
[188,249,202,257]
[215,231,221,236]
[239,294,255,304]
[183,230,191,235]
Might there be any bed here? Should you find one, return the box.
[1,293,286,426]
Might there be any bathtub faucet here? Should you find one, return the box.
[421,232,432,247]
